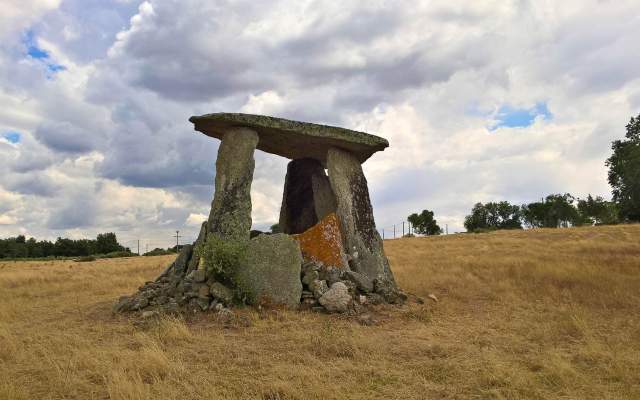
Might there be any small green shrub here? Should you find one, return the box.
[198,235,247,280]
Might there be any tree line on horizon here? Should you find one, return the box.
[410,112,640,234]
[463,194,619,232]
[0,233,131,259]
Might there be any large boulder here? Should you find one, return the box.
[234,234,302,308]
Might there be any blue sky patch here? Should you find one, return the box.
[490,102,552,130]
[4,131,21,144]
[23,30,66,74]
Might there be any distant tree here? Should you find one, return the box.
[464,201,522,232]
[521,201,548,228]
[545,193,582,228]
[577,195,620,225]
[95,233,122,254]
[606,113,640,221]
[408,209,442,235]
[270,223,282,234]
[521,194,582,228]
[54,237,76,257]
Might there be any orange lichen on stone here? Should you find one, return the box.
[292,212,348,268]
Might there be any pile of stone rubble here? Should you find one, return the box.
[300,261,406,313]
[113,255,406,316]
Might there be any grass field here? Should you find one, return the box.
[1,225,639,399]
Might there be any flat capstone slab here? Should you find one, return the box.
[189,113,389,164]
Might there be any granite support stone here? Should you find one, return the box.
[326,147,397,290]
[279,158,337,234]
[207,127,259,241]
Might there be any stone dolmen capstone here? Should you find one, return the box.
[114,113,405,315]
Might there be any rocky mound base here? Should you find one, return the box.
[113,246,406,316]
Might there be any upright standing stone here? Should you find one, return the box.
[326,147,397,290]
[207,127,259,241]
[279,158,337,234]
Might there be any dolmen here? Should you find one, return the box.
[114,113,405,315]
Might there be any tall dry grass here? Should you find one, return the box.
[1,224,639,399]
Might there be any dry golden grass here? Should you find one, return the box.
[1,224,639,399]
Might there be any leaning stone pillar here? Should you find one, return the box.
[207,127,259,241]
[326,147,399,299]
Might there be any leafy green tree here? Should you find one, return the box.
[464,201,522,232]
[521,201,548,228]
[521,194,582,228]
[96,232,122,254]
[577,195,619,225]
[545,193,582,227]
[606,114,640,221]
[408,209,442,235]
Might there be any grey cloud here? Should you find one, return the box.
[46,193,96,229]
[4,172,59,197]
[97,125,217,188]
[35,0,141,63]
[103,0,490,108]
[34,120,99,154]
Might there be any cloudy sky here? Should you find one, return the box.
[1,0,639,249]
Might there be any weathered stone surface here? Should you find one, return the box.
[190,113,388,163]
[374,278,407,304]
[343,270,374,293]
[209,282,234,305]
[196,297,210,311]
[186,222,207,274]
[191,269,206,283]
[311,171,337,221]
[279,158,337,234]
[310,279,329,299]
[197,284,210,298]
[301,270,319,286]
[326,147,398,291]
[172,244,192,275]
[291,213,348,269]
[301,261,320,275]
[318,282,351,313]
[234,234,302,308]
[207,127,258,241]
[112,296,134,313]
[319,266,343,286]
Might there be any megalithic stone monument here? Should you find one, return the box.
[113,113,404,315]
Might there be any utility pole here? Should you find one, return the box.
[446,224,448,235]
[393,224,396,239]
[174,231,182,253]
[137,240,140,255]
[402,221,405,237]
[382,228,385,240]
